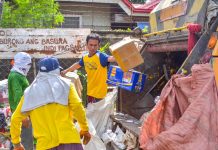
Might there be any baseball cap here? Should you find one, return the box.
[38,57,63,72]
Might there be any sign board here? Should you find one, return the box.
[160,1,187,22]
[0,28,91,59]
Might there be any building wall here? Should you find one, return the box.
[59,2,111,30]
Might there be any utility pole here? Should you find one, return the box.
[91,0,94,30]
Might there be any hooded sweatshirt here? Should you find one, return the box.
[8,52,32,112]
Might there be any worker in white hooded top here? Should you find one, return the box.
[8,52,33,150]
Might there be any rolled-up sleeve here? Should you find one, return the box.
[78,57,84,67]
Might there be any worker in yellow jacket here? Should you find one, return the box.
[10,57,91,150]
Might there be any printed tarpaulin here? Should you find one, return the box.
[139,63,218,150]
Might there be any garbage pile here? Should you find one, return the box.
[139,64,218,150]
[0,79,11,148]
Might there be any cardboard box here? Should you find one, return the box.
[107,65,146,93]
[65,72,83,99]
[109,38,144,72]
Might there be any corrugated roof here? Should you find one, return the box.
[122,0,161,13]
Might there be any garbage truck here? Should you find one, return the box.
[108,1,218,149]
[116,0,218,123]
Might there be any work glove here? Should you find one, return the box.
[22,117,30,128]
[14,143,25,150]
[80,130,91,145]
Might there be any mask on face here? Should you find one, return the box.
[22,64,31,76]
[11,52,32,76]
[13,63,31,76]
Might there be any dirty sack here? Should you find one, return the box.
[139,64,218,150]
[77,88,117,150]
[86,88,117,136]
[82,118,106,150]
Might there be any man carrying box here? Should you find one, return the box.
[61,33,116,104]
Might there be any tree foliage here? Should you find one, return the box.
[1,0,64,28]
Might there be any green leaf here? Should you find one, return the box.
[1,0,64,28]
[99,42,110,53]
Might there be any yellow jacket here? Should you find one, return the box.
[10,84,89,150]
